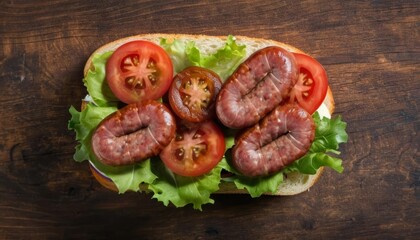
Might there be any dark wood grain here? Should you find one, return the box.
[1,0,419,239]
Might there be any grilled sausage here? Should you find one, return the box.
[216,46,297,129]
[232,104,315,177]
[91,100,176,166]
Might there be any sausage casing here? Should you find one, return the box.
[232,104,315,177]
[216,46,298,129]
[91,100,176,166]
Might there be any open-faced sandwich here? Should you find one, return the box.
[68,34,348,210]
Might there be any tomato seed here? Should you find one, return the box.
[126,77,135,85]
[199,79,206,85]
[192,147,202,160]
[135,79,145,89]
[201,99,209,108]
[147,60,155,68]
[176,148,185,160]
[193,129,205,139]
[132,55,139,66]
[148,75,157,84]
[305,78,313,86]
[182,95,191,106]
[175,133,184,141]
[123,57,132,65]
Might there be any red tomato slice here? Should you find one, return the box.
[289,53,328,114]
[159,121,225,177]
[106,41,173,104]
[169,66,222,123]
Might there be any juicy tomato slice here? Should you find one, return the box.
[159,120,225,177]
[289,53,328,114]
[168,66,222,122]
[106,41,173,104]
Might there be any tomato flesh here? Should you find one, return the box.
[169,66,222,122]
[159,121,225,177]
[106,41,173,104]
[289,53,328,114]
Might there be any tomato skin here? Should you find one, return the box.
[106,41,173,104]
[289,53,328,114]
[168,66,222,123]
[159,121,225,177]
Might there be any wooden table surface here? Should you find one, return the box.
[1,0,418,239]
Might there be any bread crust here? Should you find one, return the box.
[83,34,304,76]
[82,33,335,195]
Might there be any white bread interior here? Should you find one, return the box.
[83,34,335,196]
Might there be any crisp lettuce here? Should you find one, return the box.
[148,157,222,210]
[83,51,119,107]
[285,113,348,174]
[91,157,157,194]
[68,104,117,162]
[159,38,192,74]
[160,35,246,80]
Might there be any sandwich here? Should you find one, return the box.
[68,34,348,210]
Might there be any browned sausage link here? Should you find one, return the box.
[232,104,315,177]
[216,46,297,129]
[91,100,176,166]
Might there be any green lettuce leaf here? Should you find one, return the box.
[285,153,343,175]
[68,106,90,162]
[234,173,284,198]
[310,112,349,153]
[159,38,192,73]
[90,158,157,194]
[68,104,117,162]
[285,112,348,174]
[83,51,119,107]
[160,35,246,80]
[219,151,284,198]
[148,157,222,210]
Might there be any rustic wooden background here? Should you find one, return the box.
[1,0,418,239]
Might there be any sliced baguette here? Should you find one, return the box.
[83,34,335,195]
